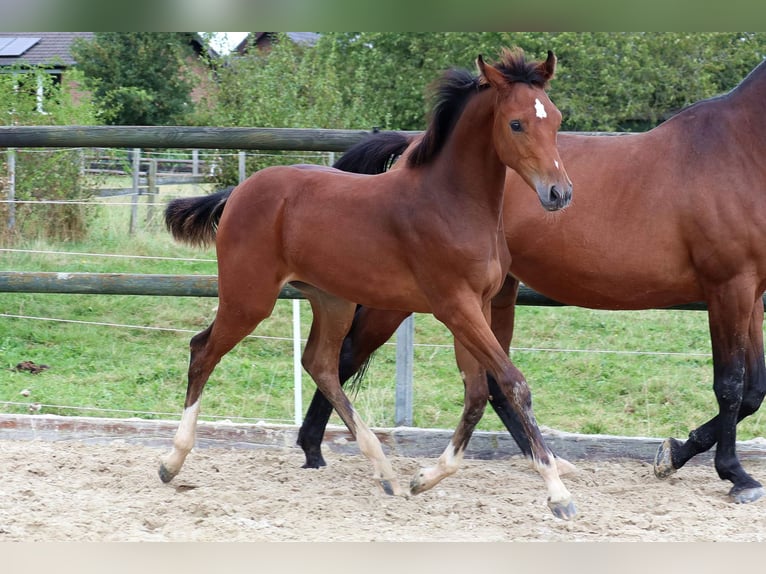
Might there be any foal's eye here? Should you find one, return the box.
[509,120,523,133]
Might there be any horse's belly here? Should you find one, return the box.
[509,256,701,310]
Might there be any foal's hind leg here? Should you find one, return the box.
[655,291,765,503]
[159,298,273,483]
[299,286,405,496]
[297,306,411,468]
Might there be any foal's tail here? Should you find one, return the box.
[164,186,235,247]
[332,131,413,174]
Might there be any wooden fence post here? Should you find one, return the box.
[146,158,158,228]
[6,148,15,230]
[128,148,141,236]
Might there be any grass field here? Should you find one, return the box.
[1,181,764,441]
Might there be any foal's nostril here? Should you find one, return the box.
[550,185,562,203]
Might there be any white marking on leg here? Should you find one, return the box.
[352,411,402,495]
[162,400,201,477]
[534,98,547,119]
[413,442,464,493]
[533,455,573,511]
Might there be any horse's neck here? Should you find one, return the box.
[728,59,766,126]
[434,91,507,210]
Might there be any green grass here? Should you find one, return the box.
[1,185,764,441]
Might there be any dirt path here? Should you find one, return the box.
[1,439,765,541]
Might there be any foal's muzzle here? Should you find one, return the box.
[538,182,573,212]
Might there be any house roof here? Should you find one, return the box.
[234,32,320,54]
[0,32,94,69]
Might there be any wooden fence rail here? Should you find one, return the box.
[0,125,707,428]
[0,125,410,151]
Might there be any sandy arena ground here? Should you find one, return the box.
[1,438,765,542]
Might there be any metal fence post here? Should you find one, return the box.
[395,314,414,426]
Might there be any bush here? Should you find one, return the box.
[0,67,101,244]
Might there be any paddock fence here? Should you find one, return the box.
[3,125,766,461]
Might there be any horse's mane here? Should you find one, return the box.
[407,48,551,168]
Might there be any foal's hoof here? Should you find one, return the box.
[158,463,178,484]
[377,478,408,498]
[548,499,577,520]
[654,438,680,479]
[409,473,429,495]
[379,479,396,496]
[729,485,765,504]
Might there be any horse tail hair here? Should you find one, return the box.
[333,131,413,174]
[164,186,235,247]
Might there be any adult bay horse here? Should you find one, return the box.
[298,56,766,505]
[162,49,577,518]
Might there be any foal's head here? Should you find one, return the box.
[478,48,572,211]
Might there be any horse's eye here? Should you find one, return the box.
[510,120,523,133]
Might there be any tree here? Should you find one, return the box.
[71,33,196,125]
[197,32,766,134]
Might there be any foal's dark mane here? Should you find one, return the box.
[407,48,552,168]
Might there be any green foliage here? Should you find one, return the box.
[0,66,101,243]
[194,32,766,135]
[71,32,196,125]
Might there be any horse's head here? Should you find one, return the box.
[478,49,572,212]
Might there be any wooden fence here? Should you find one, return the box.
[0,124,732,428]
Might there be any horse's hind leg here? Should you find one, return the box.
[413,298,575,519]
[655,290,764,503]
[159,298,272,483]
[297,306,411,468]
[299,287,404,496]
[486,276,575,475]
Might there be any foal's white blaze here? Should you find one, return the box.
[554,159,560,169]
[534,98,548,119]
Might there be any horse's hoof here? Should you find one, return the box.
[301,458,327,469]
[729,485,765,504]
[548,499,577,520]
[654,438,679,479]
[158,464,177,484]
[300,451,327,469]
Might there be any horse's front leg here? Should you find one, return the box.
[654,286,764,503]
[297,306,411,468]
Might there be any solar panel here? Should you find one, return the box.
[0,37,41,57]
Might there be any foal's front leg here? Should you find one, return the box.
[420,299,576,519]
[410,337,488,493]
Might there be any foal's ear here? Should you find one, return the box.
[477,54,507,89]
[537,50,557,81]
